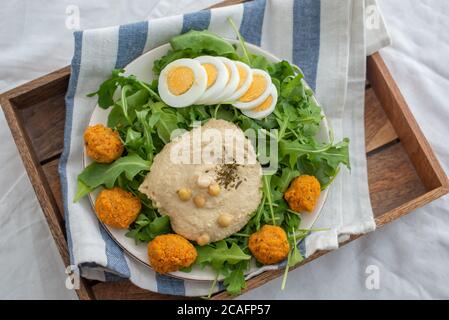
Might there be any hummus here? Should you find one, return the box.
[139,119,262,244]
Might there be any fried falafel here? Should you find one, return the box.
[95,187,141,228]
[148,234,197,273]
[248,224,289,265]
[84,124,124,163]
[284,175,321,213]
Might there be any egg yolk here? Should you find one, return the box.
[202,63,218,88]
[167,66,195,95]
[236,65,247,89]
[239,74,267,102]
[251,95,273,112]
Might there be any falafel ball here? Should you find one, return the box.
[249,225,289,265]
[84,124,124,163]
[284,175,321,213]
[95,187,141,229]
[148,234,197,273]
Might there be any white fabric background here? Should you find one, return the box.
[0,0,448,299]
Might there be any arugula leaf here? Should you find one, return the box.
[77,153,150,192]
[153,49,197,75]
[295,138,350,188]
[262,175,276,225]
[87,69,137,109]
[271,167,300,193]
[227,17,251,65]
[281,227,304,290]
[223,261,247,295]
[288,244,303,267]
[281,73,306,102]
[73,179,93,202]
[196,241,251,272]
[316,138,351,170]
[155,111,179,144]
[214,105,235,122]
[125,127,143,150]
[107,89,150,128]
[153,30,238,74]
[248,54,271,70]
[107,104,128,129]
[269,60,296,81]
[284,211,301,231]
[88,69,158,114]
[171,30,236,56]
[126,214,171,243]
[135,109,156,162]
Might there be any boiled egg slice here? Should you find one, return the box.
[158,58,207,108]
[194,56,229,105]
[242,84,278,119]
[227,61,253,102]
[232,69,272,110]
[213,57,240,103]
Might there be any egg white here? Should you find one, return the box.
[242,84,278,119]
[227,61,253,102]
[158,58,207,108]
[194,56,229,105]
[213,57,240,103]
[232,69,272,110]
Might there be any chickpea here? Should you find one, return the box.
[193,195,206,208]
[196,233,210,246]
[197,175,212,188]
[177,188,192,201]
[217,213,233,227]
[208,183,220,197]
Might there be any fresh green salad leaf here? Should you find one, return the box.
[170,30,236,56]
[125,127,143,149]
[222,261,248,296]
[73,179,93,203]
[87,69,131,108]
[196,241,251,272]
[248,53,271,71]
[268,60,297,81]
[107,89,150,128]
[88,69,159,111]
[77,153,150,192]
[153,30,238,74]
[126,214,171,243]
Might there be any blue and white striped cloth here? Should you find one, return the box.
[60,0,390,296]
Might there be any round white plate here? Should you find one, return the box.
[85,41,329,281]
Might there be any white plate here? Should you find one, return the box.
[85,41,330,281]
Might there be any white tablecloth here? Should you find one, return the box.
[1,0,448,299]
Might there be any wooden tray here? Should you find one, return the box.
[1,2,448,300]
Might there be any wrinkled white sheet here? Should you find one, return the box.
[1,0,449,299]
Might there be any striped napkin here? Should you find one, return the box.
[60,0,391,296]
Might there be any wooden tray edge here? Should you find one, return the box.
[0,67,71,102]
[367,53,449,190]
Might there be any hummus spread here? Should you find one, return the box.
[138,119,262,244]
